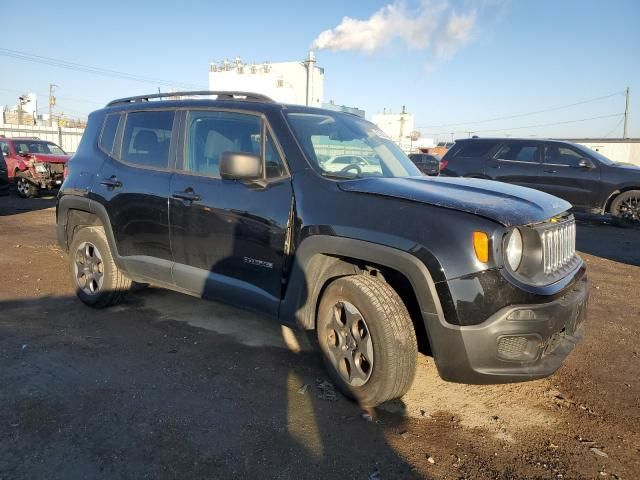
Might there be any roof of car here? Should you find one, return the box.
[454,137,582,145]
[101,91,362,119]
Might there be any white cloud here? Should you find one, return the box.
[311,1,477,59]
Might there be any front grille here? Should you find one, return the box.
[497,336,528,359]
[541,219,576,274]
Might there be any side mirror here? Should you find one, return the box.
[219,151,262,180]
[578,158,595,169]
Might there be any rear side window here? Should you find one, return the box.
[121,110,175,168]
[100,114,120,154]
[495,143,539,163]
[454,141,497,158]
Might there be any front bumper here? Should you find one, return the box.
[429,271,589,384]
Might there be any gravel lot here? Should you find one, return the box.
[1,194,639,480]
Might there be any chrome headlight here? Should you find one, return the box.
[504,228,523,271]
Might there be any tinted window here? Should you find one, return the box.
[0,142,9,156]
[265,132,287,178]
[454,141,497,158]
[100,114,120,154]
[185,111,261,177]
[495,143,539,163]
[545,145,583,167]
[122,110,174,168]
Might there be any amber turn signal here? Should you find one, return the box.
[473,231,489,263]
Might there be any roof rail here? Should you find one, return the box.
[106,91,274,107]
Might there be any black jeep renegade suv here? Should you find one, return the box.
[57,92,589,406]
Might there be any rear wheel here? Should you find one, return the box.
[69,226,131,308]
[316,275,417,407]
[610,190,640,227]
[15,175,38,198]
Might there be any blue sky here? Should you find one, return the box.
[2,0,639,140]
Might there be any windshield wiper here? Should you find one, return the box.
[320,172,361,180]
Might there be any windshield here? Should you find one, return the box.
[573,144,615,165]
[286,112,421,178]
[14,141,66,155]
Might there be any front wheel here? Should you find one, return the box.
[316,275,418,407]
[610,190,640,227]
[15,175,38,198]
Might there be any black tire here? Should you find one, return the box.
[69,226,131,308]
[610,190,640,227]
[15,174,38,198]
[316,275,418,407]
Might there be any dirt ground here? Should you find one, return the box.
[0,194,638,480]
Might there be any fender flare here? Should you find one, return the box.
[279,235,446,330]
[57,196,122,266]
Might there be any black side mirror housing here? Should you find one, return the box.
[219,151,262,181]
[578,158,595,169]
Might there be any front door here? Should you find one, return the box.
[169,109,292,317]
[96,109,176,284]
[486,141,542,188]
[538,143,601,209]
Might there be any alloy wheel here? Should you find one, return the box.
[324,301,374,387]
[74,242,104,295]
[618,194,640,224]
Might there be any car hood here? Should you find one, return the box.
[27,153,71,164]
[337,176,571,227]
[611,162,640,171]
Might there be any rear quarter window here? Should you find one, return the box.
[100,114,121,154]
[453,141,498,158]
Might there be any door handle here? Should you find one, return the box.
[489,165,501,169]
[544,169,558,174]
[100,176,122,188]
[172,190,201,202]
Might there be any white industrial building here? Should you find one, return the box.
[372,107,433,152]
[208,52,324,107]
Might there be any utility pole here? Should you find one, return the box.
[399,105,406,144]
[48,84,58,127]
[623,86,630,139]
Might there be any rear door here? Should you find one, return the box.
[486,141,542,189]
[538,143,601,208]
[95,109,176,284]
[169,109,293,316]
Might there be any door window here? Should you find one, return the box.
[265,131,287,178]
[184,111,287,179]
[0,142,9,156]
[453,141,498,158]
[121,110,174,168]
[545,145,583,167]
[495,143,539,163]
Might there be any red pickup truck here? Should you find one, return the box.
[0,137,71,198]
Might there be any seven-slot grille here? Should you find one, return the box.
[541,219,576,274]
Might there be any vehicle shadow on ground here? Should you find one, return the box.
[0,291,421,479]
[0,191,57,216]
[575,214,640,267]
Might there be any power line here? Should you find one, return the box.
[603,116,624,138]
[416,91,625,129]
[419,113,624,137]
[0,48,206,90]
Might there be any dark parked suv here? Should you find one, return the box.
[441,137,640,225]
[57,92,589,406]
